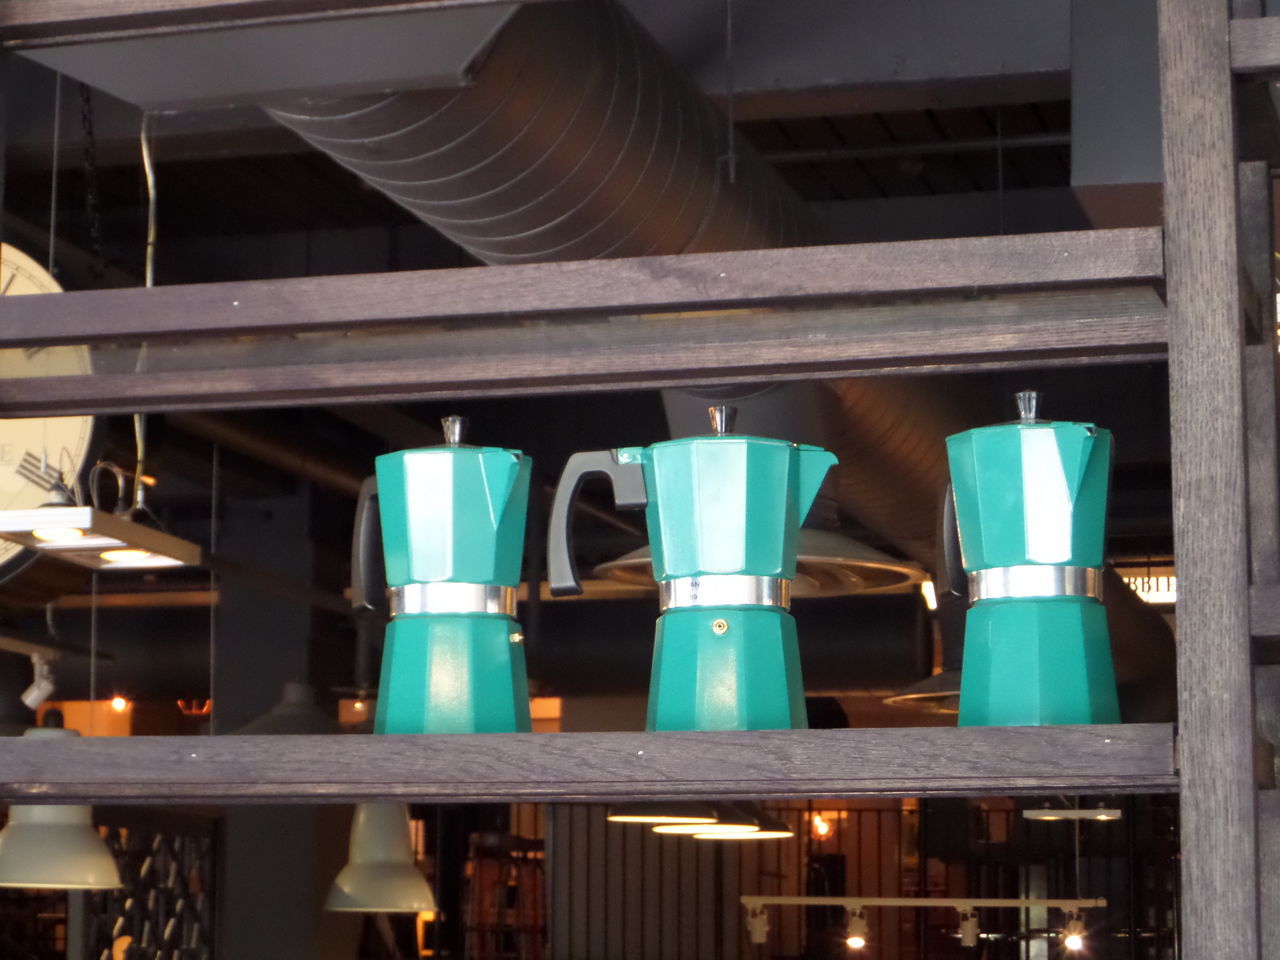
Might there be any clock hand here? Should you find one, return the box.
[1,273,16,295]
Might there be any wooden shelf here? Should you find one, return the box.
[1251,583,1280,640]
[1231,15,1280,75]
[0,724,1177,804]
[0,229,1167,416]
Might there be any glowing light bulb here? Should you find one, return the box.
[1063,912,1087,951]
[110,696,128,713]
[845,910,868,950]
[32,526,86,544]
[353,700,366,712]
[813,813,832,838]
[101,548,153,564]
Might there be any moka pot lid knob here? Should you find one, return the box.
[441,415,467,446]
[708,404,737,436]
[1015,390,1040,423]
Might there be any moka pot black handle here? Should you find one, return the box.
[351,475,388,616]
[547,451,648,597]
[938,483,967,599]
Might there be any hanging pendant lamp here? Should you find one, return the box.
[0,728,121,890]
[692,805,794,841]
[326,803,436,914]
[605,801,719,825]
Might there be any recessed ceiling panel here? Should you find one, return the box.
[20,5,518,111]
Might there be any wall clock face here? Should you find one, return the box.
[0,244,96,580]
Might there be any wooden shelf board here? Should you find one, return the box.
[1232,16,1280,74]
[0,723,1177,804]
[0,229,1164,348]
[0,230,1167,415]
[1251,583,1280,639]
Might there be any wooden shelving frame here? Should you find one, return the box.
[0,228,1166,416]
[0,725,1177,805]
[0,0,1277,955]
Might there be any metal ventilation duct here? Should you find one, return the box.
[264,0,964,566]
[266,1,814,263]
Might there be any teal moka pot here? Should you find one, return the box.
[547,405,837,731]
[945,391,1120,726]
[359,416,533,734]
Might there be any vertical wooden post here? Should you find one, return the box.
[1158,0,1260,956]
[1240,162,1280,586]
[0,50,8,254]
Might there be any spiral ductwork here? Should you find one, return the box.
[265,1,815,263]
[264,0,968,563]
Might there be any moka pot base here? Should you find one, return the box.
[958,596,1120,727]
[374,614,532,735]
[648,606,807,732]
[946,391,1120,728]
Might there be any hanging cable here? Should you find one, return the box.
[131,415,148,513]
[722,0,737,184]
[132,113,159,515]
[78,83,105,280]
[89,572,99,735]
[47,73,62,278]
[140,113,157,289]
[208,443,219,735]
[1073,798,1082,900]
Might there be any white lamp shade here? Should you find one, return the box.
[326,803,436,913]
[0,805,121,890]
[0,727,121,890]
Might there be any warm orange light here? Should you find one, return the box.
[353,700,366,712]
[653,822,759,835]
[110,696,129,713]
[693,829,794,840]
[32,526,86,543]
[1064,934,1084,951]
[416,909,437,956]
[812,812,833,839]
[100,548,153,564]
[845,936,867,950]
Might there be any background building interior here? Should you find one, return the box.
[0,0,1230,957]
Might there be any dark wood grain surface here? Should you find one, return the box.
[1237,163,1274,343]
[0,285,1168,416]
[1259,788,1280,958]
[1160,0,1261,955]
[1240,162,1280,587]
[0,230,1163,348]
[0,725,1177,804]
[1246,343,1280,587]
[1231,15,1280,75]
[1250,583,1280,640]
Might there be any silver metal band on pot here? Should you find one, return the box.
[967,565,1103,603]
[390,582,517,617]
[659,575,791,612]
